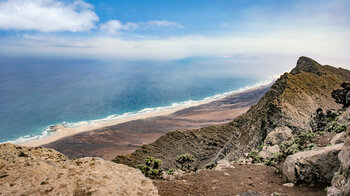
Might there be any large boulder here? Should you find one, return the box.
[328,129,350,196]
[283,144,343,184]
[0,143,159,196]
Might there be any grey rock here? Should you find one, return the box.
[283,144,343,184]
[328,127,350,196]
[330,132,346,145]
[264,127,293,146]
[282,183,294,187]
[258,145,280,159]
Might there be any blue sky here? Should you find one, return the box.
[0,0,349,67]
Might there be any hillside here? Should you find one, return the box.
[113,57,350,169]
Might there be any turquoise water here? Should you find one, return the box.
[0,57,267,143]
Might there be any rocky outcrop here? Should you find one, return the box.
[328,126,350,195]
[114,57,350,169]
[264,126,293,145]
[283,144,343,184]
[0,143,158,196]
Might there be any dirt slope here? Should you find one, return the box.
[154,164,326,196]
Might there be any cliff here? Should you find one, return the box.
[113,57,350,169]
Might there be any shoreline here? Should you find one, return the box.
[20,102,209,147]
[19,79,275,148]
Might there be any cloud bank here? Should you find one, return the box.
[0,0,183,34]
[0,0,99,32]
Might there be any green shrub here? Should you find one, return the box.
[326,122,346,133]
[324,186,329,192]
[305,143,318,151]
[175,154,195,172]
[262,152,283,166]
[247,150,264,163]
[318,131,326,136]
[166,168,175,175]
[137,156,163,179]
[248,130,322,167]
[203,163,217,170]
[334,124,346,133]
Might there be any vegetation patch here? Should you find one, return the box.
[166,168,175,175]
[138,156,163,179]
[326,121,347,133]
[203,163,217,170]
[247,130,320,167]
[175,153,196,172]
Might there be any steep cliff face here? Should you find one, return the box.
[0,143,158,196]
[114,57,350,169]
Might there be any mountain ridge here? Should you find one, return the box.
[113,57,350,169]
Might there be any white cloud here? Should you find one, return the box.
[100,20,139,35]
[147,20,183,28]
[0,0,99,32]
[100,20,183,35]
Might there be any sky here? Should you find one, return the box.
[0,0,349,70]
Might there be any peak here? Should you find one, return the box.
[297,56,320,67]
[291,56,322,75]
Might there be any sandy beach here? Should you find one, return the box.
[21,101,212,147]
[20,83,272,159]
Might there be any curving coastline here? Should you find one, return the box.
[19,77,277,148]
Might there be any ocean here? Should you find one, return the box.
[0,57,269,144]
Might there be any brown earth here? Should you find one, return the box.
[44,85,270,160]
[153,164,326,196]
[313,132,336,147]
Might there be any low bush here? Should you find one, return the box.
[175,153,195,172]
[203,163,217,170]
[137,156,163,179]
[166,168,175,175]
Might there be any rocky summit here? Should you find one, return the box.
[0,143,158,196]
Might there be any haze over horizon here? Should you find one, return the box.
[0,0,349,72]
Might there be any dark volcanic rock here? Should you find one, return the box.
[309,108,338,132]
[291,56,323,75]
[309,108,328,132]
[332,82,350,107]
